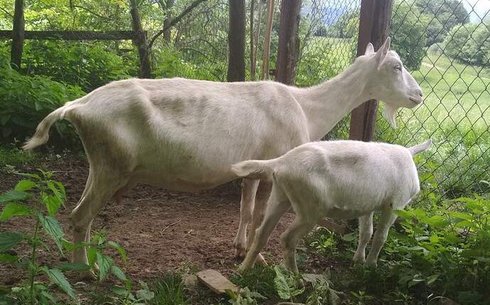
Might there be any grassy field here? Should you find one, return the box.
[377,53,490,197]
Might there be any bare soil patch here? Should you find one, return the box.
[0,153,302,285]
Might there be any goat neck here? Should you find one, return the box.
[292,59,373,141]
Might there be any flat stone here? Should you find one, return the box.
[196,269,239,294]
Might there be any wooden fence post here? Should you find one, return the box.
[227,0,245,82]
[275,0,302,85]
[349,0,393,141]
[130,0,151,78]
[10,0,25,70]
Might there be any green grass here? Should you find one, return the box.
[411,53,490,132]
[0,146,36,168]
[375,53,490,198]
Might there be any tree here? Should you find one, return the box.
[391,2,429,70]
[415,0,469,46]
[444,23,490,66]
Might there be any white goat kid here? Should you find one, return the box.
[23,37,422,266]
[233,140,432,272]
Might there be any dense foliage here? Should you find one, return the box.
[0,50,84,146]
[444,23,490,66]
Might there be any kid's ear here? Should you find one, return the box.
[374,37,391,69]
[365,42,375,55]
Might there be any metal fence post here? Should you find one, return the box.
[349,0,393,141]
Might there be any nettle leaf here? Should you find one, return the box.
[96,252,114,282]
[38,214,64,254]
[0,202,32,221]
[0,190,30,204]
[47,181,66,203]
[14,179,37,192]
[42,267,76,300]
[111,265,127,282]
[273,265,304,300]
[56,262,91,272]
[108,241,127,262]
[0,232,24,251]
[41,193,62,216]
[0,253,18,264]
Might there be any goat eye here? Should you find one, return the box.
[394,65,402,71]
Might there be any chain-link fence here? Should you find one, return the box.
[1,0,488,199]
[298,0,489,200]
[376,0,490,200]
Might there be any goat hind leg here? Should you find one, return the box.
[365,208,397,267]
[233,178,259,258]
[71,173,127,265]
[353,212,374,263]
[247,180,272,264]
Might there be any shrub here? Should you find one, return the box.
[23,41,132,92]
[0,61,84,147]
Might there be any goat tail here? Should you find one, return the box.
[22,100,80,150]
[231,159,275,180]
[408,139,432,156]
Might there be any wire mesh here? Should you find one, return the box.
[376,0,490,200]
[1,0,488,200]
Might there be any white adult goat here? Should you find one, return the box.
[23,37,423,266]
[232,140,431,272]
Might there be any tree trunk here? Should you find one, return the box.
[275,0,302,85]
[349,0,393,141]
[227,0,245,82]
[10,0,24,70]
[130,0,151,78]
[261,0,275,80]
[163,0,175,43]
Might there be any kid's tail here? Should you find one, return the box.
[231,160,275,180]
[408,139,432,156]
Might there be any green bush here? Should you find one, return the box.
[444,23,490,66]
[23,41,132,92]
[0,61,84,147]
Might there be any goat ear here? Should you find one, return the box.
[365,43,375,55]
[382,103,398,129]
[375,37,391,69]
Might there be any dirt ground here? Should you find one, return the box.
[0,154,302,285]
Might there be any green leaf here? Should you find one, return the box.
[47,181,66,203]
[42,267,76,299]
[14,179,37,192]
[96,253,113,282]
[0,232,24,251]
[0,190,29,204]
[0,253,18,264]
[41,193,62,216]
[111,265,127,281]
[87,247,97,267]
[273,265,304,300]
[0,202,31,221]
[38,214,64,254]
[56,262,90,272]
[108,241,127,262]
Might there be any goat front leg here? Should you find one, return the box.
[365,208,397,267]
[233,179,259,258]
[353,212,374,263]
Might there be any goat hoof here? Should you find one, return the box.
[234,245,247,259]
